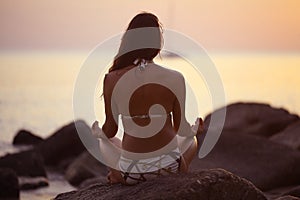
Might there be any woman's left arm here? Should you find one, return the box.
[102,74,118,138]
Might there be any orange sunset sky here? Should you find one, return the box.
[0,0,299,51]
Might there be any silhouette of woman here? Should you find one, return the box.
[92,12,203,185]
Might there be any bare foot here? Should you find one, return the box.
[107,170,125,184]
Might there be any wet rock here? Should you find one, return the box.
[54,169,266,200]
[19,176,49,190]
[204,102,299,138]
[270,120,300,150]
[65,151,108,186]
[0,150,47,178]
[13,130,44,146]
[0,168,19,200]
[35,120,98,166]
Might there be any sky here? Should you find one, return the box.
[0,0,299,52]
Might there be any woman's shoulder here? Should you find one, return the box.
[103,71,120,88]
[153,64,184,79]
[105,63,185,84]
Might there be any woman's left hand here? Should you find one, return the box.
[92,121,107,139]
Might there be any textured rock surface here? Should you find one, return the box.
[78,177,108,189]
[0,168,19,200]
[265,185,300,199]
[54,169,266,200]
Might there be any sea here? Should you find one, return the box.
[0,51,299,199]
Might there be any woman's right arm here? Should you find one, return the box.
[172,74,195,137]
[173,75,204,137]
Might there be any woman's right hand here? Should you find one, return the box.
[191,117,204,136]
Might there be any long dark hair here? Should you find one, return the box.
[109,12,163,72]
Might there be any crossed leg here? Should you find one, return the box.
[177,136,198,172]
[99,135,198,184]
[97,137,125,184]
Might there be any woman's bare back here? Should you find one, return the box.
[102,63,188,153]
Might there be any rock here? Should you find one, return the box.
[35,120,98,166]
[204,102,299,138]
[0,150,47,178]
[192,131,300,191]
[78,177,108,189]
[0,168,19,200]
[19,176,49,190]
[282,186,300,198]
[12,129,44,146]
[65,151,108,187]
[275,196,300,200]
[270,120,300,150]
[265,185,300,199]
[54,169,267,200]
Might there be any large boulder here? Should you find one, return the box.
[0,150,46,178]
[270,120,300,150]
[192,131,300,191]
[54,169,266,200]
[12,129,44,146]
[0,150,48,190]
[0,168,19,200]
[65,151,108,186]
[35,120,97,166]
[204,102,299,138]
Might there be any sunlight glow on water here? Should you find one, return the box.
[0,51,299,142]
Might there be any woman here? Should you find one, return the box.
[92,12,203,185]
